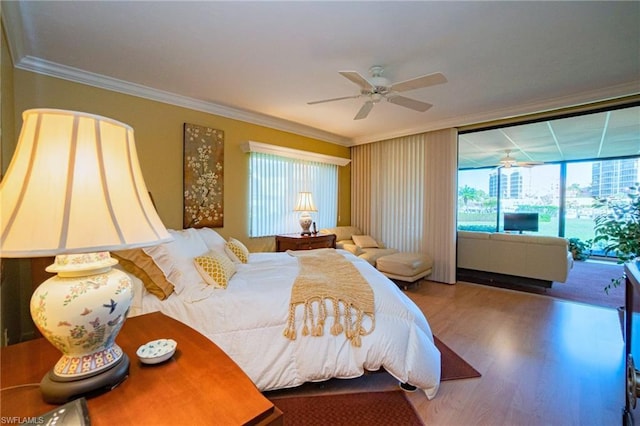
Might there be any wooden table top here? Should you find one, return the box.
[1,312,279,425]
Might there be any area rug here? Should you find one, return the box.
[460,259,625,309]
[546,259,624,309]
[272,390,424,426]
[265,335,480,399]
[434,335,481,381]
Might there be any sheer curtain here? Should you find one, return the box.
[249,152,338,237]
[351,128,458,283]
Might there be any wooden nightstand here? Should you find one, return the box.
[1,312,282,425]
[275,233,336,252]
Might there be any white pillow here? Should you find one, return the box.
[351,234,379,248]
[196,227,228,255]
[143,228,211,299]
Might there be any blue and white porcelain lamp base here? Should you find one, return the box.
[30,252,133,403]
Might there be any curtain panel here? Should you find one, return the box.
[351,128,458,284]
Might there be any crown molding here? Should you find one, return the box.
[11,52,640,149]
[1,1,26,66]
[350,81,640,145]
[4,1,637,149]
[10,55,353,147]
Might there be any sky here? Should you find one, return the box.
[459,162,594,194]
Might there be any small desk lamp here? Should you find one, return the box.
[294,192,317,236]
[0,109,172,403]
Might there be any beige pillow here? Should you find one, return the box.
[321,226,362,243]
[194,250,237,289]
[225,238,249,263]
[351,234,379,248]
[112,249,174,300]
[340,243,364,256]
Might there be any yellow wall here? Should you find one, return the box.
[0,29,350,343]
[7,69,351,252]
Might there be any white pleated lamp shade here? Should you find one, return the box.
[0,109,172,257]
[294,192,317,212]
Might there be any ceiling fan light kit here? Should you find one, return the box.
[308,66,447,120]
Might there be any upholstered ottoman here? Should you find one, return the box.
[376,252,433,290]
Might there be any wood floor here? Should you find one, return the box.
[404,280,624,425]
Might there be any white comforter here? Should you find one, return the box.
[135,250,441,399]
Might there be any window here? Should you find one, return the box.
[248,152,338,237]
[458,103,640,260]
[458,157,640,258]
[458,168,497,232]
[498,164,561,235]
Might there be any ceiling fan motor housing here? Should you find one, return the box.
[369,66,390,93]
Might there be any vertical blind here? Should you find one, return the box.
[351,128,458,283]
[249,152,338,237]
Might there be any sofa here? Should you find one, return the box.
[319,226,397,265]
[457,230,574,288]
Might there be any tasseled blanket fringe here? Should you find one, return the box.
[283,249,375,347]
[283,296,375,347]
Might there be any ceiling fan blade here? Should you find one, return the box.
[354,101,374,120]
[387,95,432,112]
[517,161,544,168]
[390,72,447,92]
[307,95,360,105]
[339,71,375,90]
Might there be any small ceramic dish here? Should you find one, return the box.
[136,338,177,364]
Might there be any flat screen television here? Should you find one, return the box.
[503,212,539,233]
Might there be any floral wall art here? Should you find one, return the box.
[183,123,224,228]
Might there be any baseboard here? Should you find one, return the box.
[457,268,553,292]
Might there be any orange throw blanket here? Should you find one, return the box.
[283,249,375,347]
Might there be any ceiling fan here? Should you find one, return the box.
[307,65,447,120]
[497,150,544,168]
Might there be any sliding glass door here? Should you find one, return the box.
[458,157,640,258]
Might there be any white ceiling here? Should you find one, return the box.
[3,1,640,167]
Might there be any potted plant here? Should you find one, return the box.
[592,183,640,294]
[568,237,591,261]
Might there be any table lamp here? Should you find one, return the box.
[0,109,172,403]
[294,192,317,236]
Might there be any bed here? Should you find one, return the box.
[116,227,441,399]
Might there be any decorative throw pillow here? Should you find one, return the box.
[351,234,379,248]
[225,238,249,264]
[340,243,364,256]
[112,249,174,300]
[194,250,237,289]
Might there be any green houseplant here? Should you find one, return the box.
[568,237,591,261]
[592,183,640,293]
